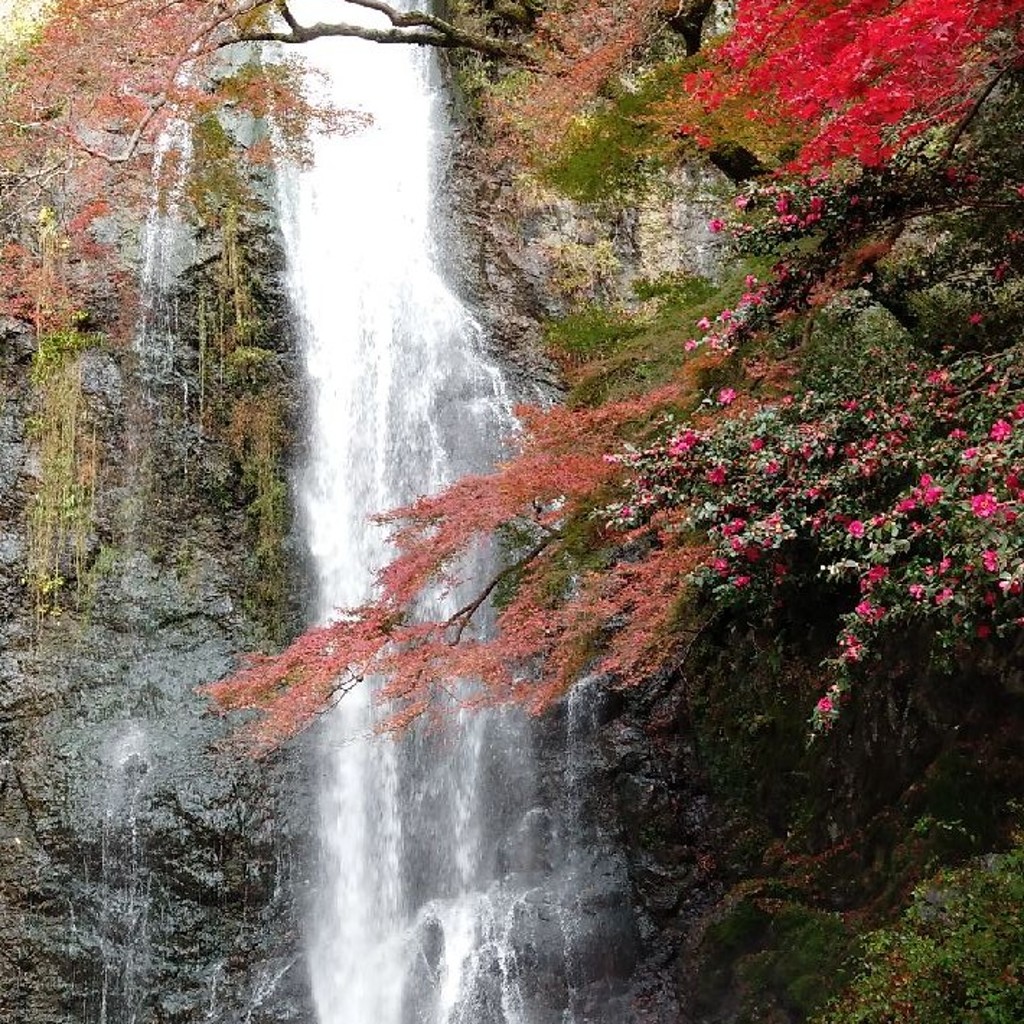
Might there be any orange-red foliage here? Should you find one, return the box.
[683,0,1024,170]
[0,1,338,330]
[203,349,733,753]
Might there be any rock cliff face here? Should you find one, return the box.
[0,201,317,1023]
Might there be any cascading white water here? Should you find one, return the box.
[137,124,195,385]
[95,725,152,1024]
[273,4,542,1023]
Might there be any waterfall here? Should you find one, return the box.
[273,4,549,1023]
[275,4,642,1022]
[136,122,195,387]
[95,725,152,1024]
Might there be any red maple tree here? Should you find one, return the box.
[684,0,1024,170]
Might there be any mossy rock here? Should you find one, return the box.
[696,897,854,1023]
[818,845,1024,1024]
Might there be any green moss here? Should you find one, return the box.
[186,116,255,221]
[698,898,856,1023]
[541,60,689,204]
[26,327,102,621]
[227,394,290,636]
[31,326,100,385]
[741,905,855,1018]
[797,299,914,394]
[545,307,644,362]
[187,206,292,635]
[225,344,276,388]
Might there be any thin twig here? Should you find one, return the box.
[447,533,557,644]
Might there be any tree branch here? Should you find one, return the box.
[941,50,1024,162]
[229,0,536,64]
[67,93,168,164]
[447,531,557,644]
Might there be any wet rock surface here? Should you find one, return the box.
[0,221,315,1023]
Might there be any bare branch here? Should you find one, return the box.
[941,50,1024,162]
[447,531,557,644]
[230,0,536,64]
[67,93,168,164]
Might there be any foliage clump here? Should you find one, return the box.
[818,843,1024,1024]
[606,340,1024,731]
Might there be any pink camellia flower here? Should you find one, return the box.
[708,218,726,233]
[908,583,926,600]
[971,492,1000,518]
[816,696,834,716]
[734,195,750,210]
[668,429,700,456]
[712,557,730,575]
[750,437,765,452]
[982,549,1000,572]
[935,587,955,605]
[697,316,712,330]
[733,575,751,588]
[706,465,727,485]
[919,475,943,505]
[847,520,866,538]
[1013,402,1024,420]
[861,566,889,591]
[684,339,700,352]
[855,600,885,622]
[969,312,984,325]
[718,387,737,406]
[839,634,864,662]
[977,623,992,638]
[991,419,1013,441]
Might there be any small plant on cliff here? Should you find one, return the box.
[26,323,101,621]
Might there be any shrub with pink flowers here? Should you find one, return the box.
[605,343,1024,732]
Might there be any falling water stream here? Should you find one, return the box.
[271,2,641,1020]
[274,3,547,1022]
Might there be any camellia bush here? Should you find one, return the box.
[605,341,1024,730]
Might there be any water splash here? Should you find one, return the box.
[95,723,152,1024]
